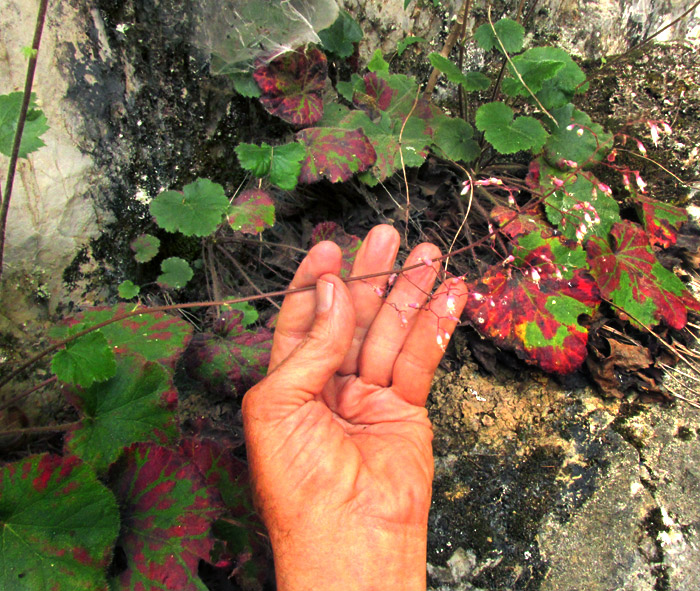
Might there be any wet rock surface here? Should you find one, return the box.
[426,343,700,590]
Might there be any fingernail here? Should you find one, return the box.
[316,279,334,313]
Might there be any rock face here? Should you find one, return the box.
[426,347,700,590]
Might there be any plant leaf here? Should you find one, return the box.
[51,330,117,388]
[158,257,194,289]
[632,194,688,248]
[428,53,490,92]
[310,221,362,277]
[464,231,601,374]
[108,442,225,591]
[474,18,525,54]
[296,127,376,183]
[223,301,259,327]
[432,114,480,162]
[228,189,275,234]
[528,158,620,241]
[318,10,363,58]
[253,46,327,125]
[0,91,49,158]
[397,36,427,56]
[150,178,229,237]
[475,102,547,154]
[51,304,193,368]
[543,104,613,167]
[490,204,551,239]
[183,309,273,397]
[0,454,119,591]
[367,49,390,73]
[64,355,178,475]
[586,221,700,329]
[235,142,307,190]
[118,280,140,299]
[130,233,160,263]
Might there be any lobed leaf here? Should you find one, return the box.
[150,178,229,237]
[632,194,688,248]
[0,454,119,591]
[465,231,601,374]
[310,221,362,277]
[586,221,700,329]
[397,36,427,56]
[183,309,273,397]
[367,49,390,73]
[432,114,480,162]
[544,104,613,167]
[235,141,307,190]
[108,442,225,591]
[51,304,193,368]
[0,91,49,158]
[427,53,490,92]
[51,330,117,388]
[228,189,275,234]
[296,126,376,183]
[253,46,328,126]
[158,257,194,289]
[474,18,525,54]
[475,102,547,155]
[490,204,551,239]
[118,280,140,299]
[318,10,363,58]
[64,355,178,475]
[130,233,160,263]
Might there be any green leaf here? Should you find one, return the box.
[118,280,140,299]
[432,114,480,162]
[367,49,389,73]
[544,104,613,167]
[224,301,259,327]
[157,257,193,289]
[21,46,37,59]
[150,178,229,237]
[51,305,192,368]
[428,53,490,92]
[130,233,160,263]
[0,454,119,591]
[318,10,363,58]
[475,102,547,154]
[474,18,525,54]
[51,331,117,388]
[228,188,275,234]
[397,36,427,56]
[64,355,178,475]
[235,142,306,190]
[0,92,49,158]
[231,73,262,98]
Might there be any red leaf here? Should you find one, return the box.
[109,442,225,590]
[296,127,376,183]
[490,205,550,239]
[632,194,689,248]
[253,47,327,126]
[586,221,700,329]
[310,222,362,277]
[228,188,275,234]
[464,232,601,374]
[183,309,273,397]
[352,72,395,119]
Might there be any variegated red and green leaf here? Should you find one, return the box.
[586,221,700,329]
[108,442,225,591]
[228,188,275,234]
[465,232,601,374]
[310,221,362,277]
[183,309,272,397]
[296,127,376,183]
[632,194,689,248]
[51,304,192,368]
[253,46,327,126]
[490,205,550,239]
[352,72,396,119]
[0,454,119,591]
[64,355,178,475]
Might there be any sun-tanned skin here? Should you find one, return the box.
[242,225,468,591]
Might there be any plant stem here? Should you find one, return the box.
[0,376,57,413]
[0,0,50,279]
[0,421,81,439]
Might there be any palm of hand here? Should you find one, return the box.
[243,225,466,536]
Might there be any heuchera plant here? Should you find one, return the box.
[2,7,699,591]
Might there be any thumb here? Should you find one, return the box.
[244,274,355,417]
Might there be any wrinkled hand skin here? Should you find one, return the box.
[242,225,467,591]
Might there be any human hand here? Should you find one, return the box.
[242,225,467,591]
